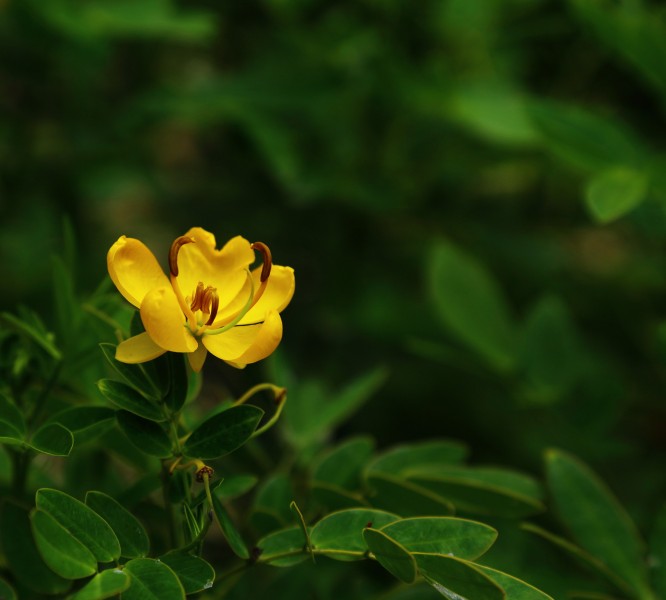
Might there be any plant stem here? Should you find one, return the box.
[10,450,29,499]
[161,460,181,548]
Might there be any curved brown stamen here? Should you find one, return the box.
[169,236,194,277]
[205,291,219,326]
[190,282,205,311]
[251,241,272,282]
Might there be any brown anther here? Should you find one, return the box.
[169,236,194,277]
[251,241,272,282]
[195,465,215,483]
[190,281,205,311]
[205,290,219,326]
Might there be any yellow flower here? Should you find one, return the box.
[107,227,295,372]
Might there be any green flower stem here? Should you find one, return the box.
[160,460,181,548]
[162,409,185,548]
[232,383,282,407]
[250,390,286,440]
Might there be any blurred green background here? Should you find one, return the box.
[1,0,664,538]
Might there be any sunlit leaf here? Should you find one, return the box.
[31,509,97,580]
[122,558,185,600]
[36,488,121,563]
[67,570,131,600]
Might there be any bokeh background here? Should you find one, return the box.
[1,0,665,560]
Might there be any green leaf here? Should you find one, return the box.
[159,552,215,594]
[99,344,156,400]
[414,553,505,600]
[313,436,374,491]
[364,528,417,583]
[51,255,80,343]
[251,474,294,533]
[0,501,70,594]
[182,502,201,542]
[649,505,666,597]
[519,296,582,405]
[0,419,24,445]
[39,0,216,42]
[31,509,97,580]
[217,474,258,500]
[163,352,189,413]
[0,577,17,600]
[585,167,648,223]
[311,482,368,510]
[283,366,387,449]
[183,405,263,460]
[380,517,498,560]
[0,392,26,434]
[521,523,634,593]
[450,79,536,146]
[477,565,554,600]
[116,474,162,508]
[429,240,516,372]
[1,311,62,360]
[85,491,150,558]
[367,472,455,517]
[527,99,645,172]
[30,423,74,456]
[312,437,373,509]
[98,380,165,422]
[36,488,121,563]
[368,440,468,477]
[48,406,116,446]
[309,508,400,561]
[116,411,172,458]
[546,449,650,596]
[122,558,185,600]
[67,569,131,600]
[411,466,544,518]
[210,490,250,559]
[257,526,310,567]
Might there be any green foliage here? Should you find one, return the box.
[0,0,664,597]
[535,450,654,600]
[210,485,250,559]
[122,558,185,600]
[429,240,516,372]
[182,405,264,460]
[364,528,418,584]
[85,491,150,558]
[158,553,215,595]
[30,509,98,579]
[67,570,130,600]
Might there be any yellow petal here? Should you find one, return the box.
[203,310,282,366]
[239,265,295,325]
[116,332,166,363]
[107,236,170,308]
[176,232,255,312]
[140,286,198,353]
[187,341,208,372]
